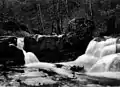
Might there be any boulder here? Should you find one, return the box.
[0,36,25,66]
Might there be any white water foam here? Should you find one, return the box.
[17,37,40,65]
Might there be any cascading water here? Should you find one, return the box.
[55,38,101,70]
[17,37,56,72]
[85,38,98,55]
[85,38,120,81]
[88,54,117,72]
[100,44,116,58]
[16,36,119,77]
[55,37,118,71]
[85,53,120,82]
[16,36,74,78]
[17,37,40,65]
[99,38,117,58]
[56,38,105,67]
[85,37,107,58]
[22,50,40,65]
[85,37,117,58]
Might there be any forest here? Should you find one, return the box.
[0,0,120,37]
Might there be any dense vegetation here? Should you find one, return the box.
[0,0,120,36]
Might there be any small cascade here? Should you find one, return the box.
[55,37,118,71]
[85,37,106,58]
[86,53,120,81]
[99,38,117,58]
[100,44,116,58]
[17,37,24,49]
[85,37,117,58]
[22,50,40,65]
[85,38,98,55]
[103,38,117,47]
[17,37,40,65]
[55,38,103,70]
[88,54,118,72]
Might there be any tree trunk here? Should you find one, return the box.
[52,0,57,34]
[65,0,68,15]
[26,19,33,33]
[52,21,57,34]
[56,0,61,34]
[65,0,69,18]
[60,16,63,33]
[84,0,93,20]
[37,4,44,34]
[56,19,61,34]
[89,0,93,20]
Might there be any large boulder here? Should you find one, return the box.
[0,36,25,66]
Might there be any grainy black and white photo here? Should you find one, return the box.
[0,0,120,87]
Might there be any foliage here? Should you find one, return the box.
[90,0,120,36]
[0,0,86,34]
[0,0,120,35]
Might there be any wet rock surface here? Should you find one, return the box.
[0,66,119,87]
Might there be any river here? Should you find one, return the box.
[0,59,119,87]
[0,36,119,87]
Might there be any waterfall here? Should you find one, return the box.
[85,38,99,55]
[85,37,117,58]
[100,44,116,58]
[55,37,118,71]
[15,37,79,78]
[17,37,24,50]
[88,54,118,72]
[22,50,40,65]
[85,37,107,58]
[17,37,56,71]
[17,37,40,65]
[75,37,117,70]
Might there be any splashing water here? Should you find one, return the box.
[17,37,40,65]
[85,37,117,58]
[16,37,71,77]
[85,38,98,56]
[22,50,40,65]
[88,53,120,73]
[17,37,24,50]
[55,37,118,72]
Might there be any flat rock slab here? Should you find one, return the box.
[21,77,57,86]
[16,71,57,86]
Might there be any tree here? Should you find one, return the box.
[37,4,44,34]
